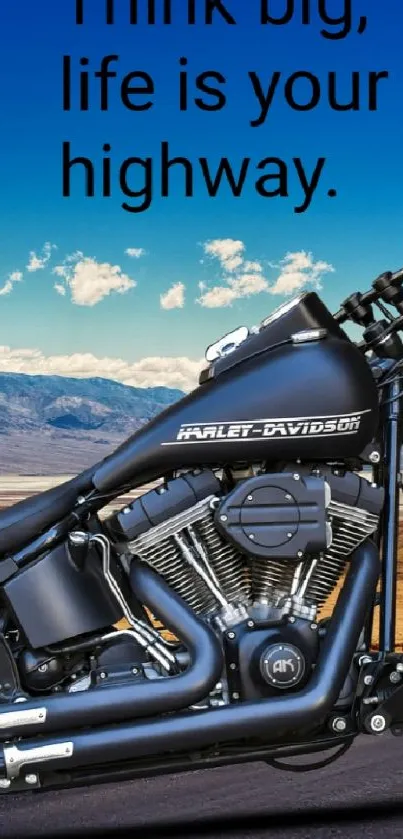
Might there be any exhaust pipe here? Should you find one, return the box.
[0,565,223,738]
[0,540,379,780]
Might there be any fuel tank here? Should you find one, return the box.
[93,335,379,493]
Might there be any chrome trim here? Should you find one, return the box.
[4,742,73,780]
[0,707,47,731]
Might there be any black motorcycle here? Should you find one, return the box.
[1,270,403,795]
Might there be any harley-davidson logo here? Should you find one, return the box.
[161,410,372,446]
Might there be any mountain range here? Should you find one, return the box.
[0,372,183,474]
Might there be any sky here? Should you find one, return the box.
[0,0,402,392]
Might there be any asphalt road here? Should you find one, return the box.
[2,734,403,838]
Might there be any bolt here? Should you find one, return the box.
[287,533,293,539]
[0,779,11,789]
[227,631,235,640]
[370,714,386,733]
[285,494,292,501]
[38,664,48,673]
[289,617,296,624]
[131,667,139,676]
[396,663,403,673]
[100,672,107,680]
[230,663,237,671]
[332,717,347,733]
[297,551,304,558]
[247,620,254,628]
[369,451,380,465]
[359,655,373,667]
[311,623,318,631]
[249,534,255,541]
[390,671,401,684]
[220,515,228,523]
[77,495,86,505]
[25,774,38,786]
[364,674,374,686]
[38,712,45,720]
[232,692,240,700]
[293,474,300,481]
[247,495,253,502]
[122,507,131,515]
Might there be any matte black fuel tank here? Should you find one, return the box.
[94,336,379,493]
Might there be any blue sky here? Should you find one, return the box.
[0,0,402,391]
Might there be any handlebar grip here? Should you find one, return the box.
[391,267,403,284]
[333,308,347,324]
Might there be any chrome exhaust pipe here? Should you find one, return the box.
[0,540,380,781]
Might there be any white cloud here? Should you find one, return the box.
[160,282,186,310]
[269,251,335,295]
[26,242,56,272]
[203,239,245,273]
[199,240,334,307]
[199,239,269,308]
[125,248,147,259]
[243,261,263,273]
[52,253,136,306]
[0,270,23,297]
[0,345,202,392]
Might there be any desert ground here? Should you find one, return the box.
[1,474,402,648]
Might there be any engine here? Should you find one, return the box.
[109,466,383,633]
[5,464,383,707]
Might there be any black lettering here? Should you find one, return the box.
[121,71,154,111]
[255,157,288,199]
[79,57,90,110]
[368,71,389,110]
[328,71,360,111]
[205,1,236,24]
[319,0,352,40]
[200,157,250,197]
[94,55,118,111]
[102,144,112,197]
[285,72,321,111]
[161,141,194,197]
[261,0,293,25]
[293,157,326,213]
[195,71,227,111]
[179,57,189,111]
[75,0,84,24]
[106,0,114,22]
[249,71,281,127]
[62,56,71,110]
[120,156,153,212]
[62,142,95,197]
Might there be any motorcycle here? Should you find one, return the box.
[1,269,403,795]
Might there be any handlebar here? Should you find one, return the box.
[334,267,403,324]
[333,266,403,361]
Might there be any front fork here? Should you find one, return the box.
[341,377,403,737]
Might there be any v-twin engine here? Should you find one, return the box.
[110,466,384,630]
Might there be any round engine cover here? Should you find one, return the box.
[260,643,305,690]
[215,472,328,559]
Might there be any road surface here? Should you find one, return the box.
[2,735,403,838]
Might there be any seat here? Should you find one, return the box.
[0,467,97,557]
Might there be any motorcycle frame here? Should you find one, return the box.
[372,376,402,654]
